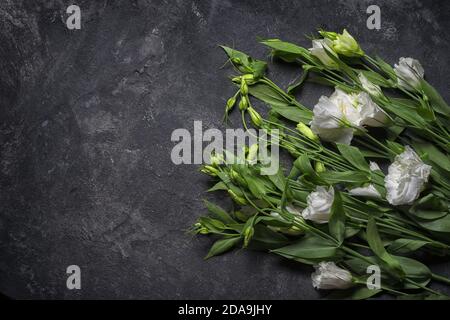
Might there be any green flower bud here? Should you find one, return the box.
[210,153,223,167]
[239,96,249,111]
[242,74,254,81]
[319,30,338,40]
[247,107,262,127]
[230,169,247,187]
[281,225,304,236]
[331,29,364,57]
[226,96,236,113]
[240,80,249,95]
[315,161,326,173]
[246,143,258,164]
[200,165,219,176]
[231,57,241,65]
[228,189,247,206]
[296,122,319,142]
[243,226,254,247]
[231,76,242,84]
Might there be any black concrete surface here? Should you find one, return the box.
[0,0,449,299]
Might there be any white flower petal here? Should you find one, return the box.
[385,146,431,205]
[369,161,381,171]
[311,262,353,290]
[357,92,388,127]
[394,57,424,90]
[302,186,334,224]
[349,184,381,198]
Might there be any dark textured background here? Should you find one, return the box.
[0,0,449,299]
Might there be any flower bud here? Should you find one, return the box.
[228,189,247,205]
[210,153,223,167]
[230,169,247,187]
[319,30,338,40]
[243,226,254,247]
[296,122,319,142]
[242,74,254,81]
[246,143,258,164]
[311,262,353,290]
[281,225,304,236]
[331,29,364,57]
[239,96,249,111]
[200,165,219,176]
[231,76,242,84]
[240,80,249,95]
[231,57,241,65]
[393,57,424,91]
[315,161,326,173]
[248,107,262,127]
[226,96,236,113]
[358,73,383,98]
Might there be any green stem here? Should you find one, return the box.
[432,273,450,286]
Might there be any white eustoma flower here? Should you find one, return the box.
[357,92,388,127]
[302,186,334,224]
[385,146,432,205]
[311,262,353,290]
[394,57,424,91]
[310,89,361,145]
[310,88,386,144]
[309,39,338,69]
[358,73,383,98]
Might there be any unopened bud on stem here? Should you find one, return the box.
[248,107,262,127]
[228,189,247,205]
[296,122,319,142]
[240,80,249,95]
[239,96,249,111]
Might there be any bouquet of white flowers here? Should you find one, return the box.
[193,30,450,299]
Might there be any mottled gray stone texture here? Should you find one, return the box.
[0,0,449,299]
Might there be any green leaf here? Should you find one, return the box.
[220,46,267,79]
[267,167,287,191]
[319,171,370,184]
[287,70,309,95]
[358,70,390,87]
[366,218,405,279]
[241,174,267,199]
[345,255,430,289]
[327,286,381,300]
[207,181,228,192]
[337,143,370,171]
[205,236,241,259]
[204,200,236,225]
[198,216,227,233]
[412,141,450,173]
[251,225,289,248]
[413,214,450,233]
[375,56,396,78]
[408,193,448,220]
[384,100,427,128]
[387,239,429,255]
[247,82,312,123]
[259,39,310,61]
[420,79,450,116]
[272,234,340,259]
[329,190,346,245]
[294,154,324,184]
